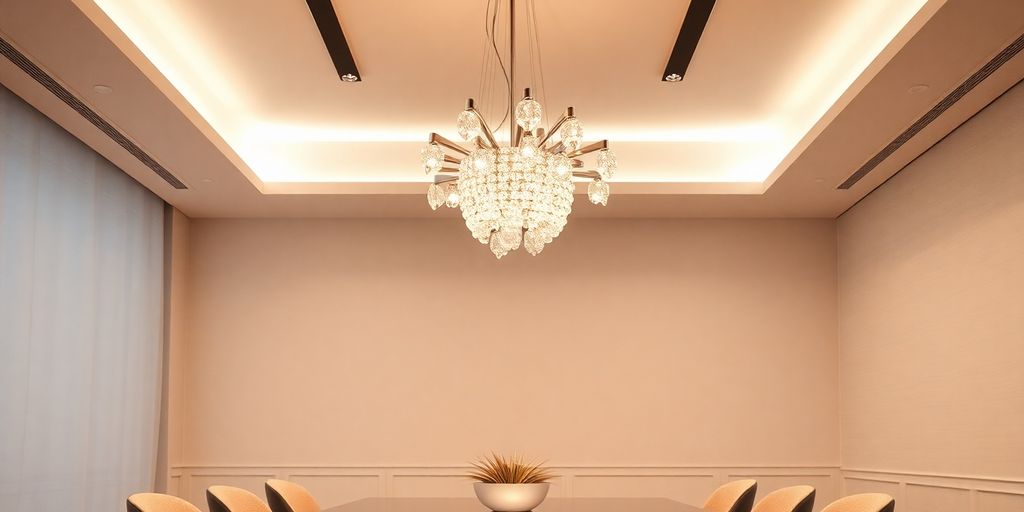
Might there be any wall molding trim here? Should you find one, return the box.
[841,467,1024,484]
[173,464,841,470]
[841,468,1024,512]
[172,465,840,512]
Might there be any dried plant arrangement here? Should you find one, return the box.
[468,453,554,484]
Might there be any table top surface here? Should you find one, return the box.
[324,498,703,512]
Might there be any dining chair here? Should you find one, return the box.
[704,479,758,512]
[821,493,895,512]
[207,485,272,512]
[127,493,201,512]
[751,485,816,512]
[265,479,321,512]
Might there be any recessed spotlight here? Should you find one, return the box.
[907,84,929,94]
[340,73,359,82]
[93,84,113,94]
[200,178,214,183]
[813,178,825,183]
[664,73,682,82]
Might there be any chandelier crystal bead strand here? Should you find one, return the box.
[420,0,616,259]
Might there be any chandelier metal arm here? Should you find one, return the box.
[430,133,471,156]
[467,108,500,148]
[443,155,462,164]
[565,139,608,158]
[433,174,459,184]
[572,170,602,179]
[537,107,574,147]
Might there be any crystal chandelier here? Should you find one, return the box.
[420,0,616,259]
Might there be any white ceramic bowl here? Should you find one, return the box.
[473,482,550,511]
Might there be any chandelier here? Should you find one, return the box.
[420,0,616,259]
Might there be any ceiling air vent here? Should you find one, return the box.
[839,32,1024,189]
[0,36,187,189]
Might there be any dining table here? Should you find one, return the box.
[324,497,704,512]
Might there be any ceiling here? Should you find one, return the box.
[0,0,1022,217]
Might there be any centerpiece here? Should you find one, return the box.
[468,454,554,512]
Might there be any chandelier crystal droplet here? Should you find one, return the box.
[514,98,543,131]
[420,0,617,259]
[426,183,446,210]
[587,179,609,206]
[456,110,481,141]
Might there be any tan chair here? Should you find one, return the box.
[127,493,201,512]
[751,485,816,512]
[821,493,895,512]
[265,479,321,512]
[207,485,272,512]
[704,479,758,512]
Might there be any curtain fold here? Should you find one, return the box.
[0,85,165,511]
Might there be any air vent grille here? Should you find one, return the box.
[0,36,187,189]
[839,32,1024,189]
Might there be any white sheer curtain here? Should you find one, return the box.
[0,85,165,510]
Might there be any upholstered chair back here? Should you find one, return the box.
[751,485,816,512]
[821,493,895,512]
[704,479,758,512]
[265,479,321,512]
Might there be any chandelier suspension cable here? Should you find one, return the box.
[420,0,617,259]
[476,1,491,122]
[479,0,494,125]
[527,0,535,100]
[508,0,516,143]
[527,0,550,129]
[486,0,510,131]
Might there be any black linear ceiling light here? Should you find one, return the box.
[306,0,361,82]
[662,0,716,82]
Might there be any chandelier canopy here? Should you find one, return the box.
[421,0,615,259]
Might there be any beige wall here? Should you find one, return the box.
[165,208,191,495]
[167,85,1024,511]
[175,217,840,508]
[837,81,1024,509]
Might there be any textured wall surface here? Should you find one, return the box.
[182,218,839,469]
[837,83,1024,510]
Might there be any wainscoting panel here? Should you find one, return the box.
[571,474,716,504]
[840,476,900,500]
[174,466,838,512]
[977,489,1024,512]
[905,484,970,512]
[390,473,475,498]
[287,473,382,509]
[169,471,183,497]
[841,469,1024,512]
